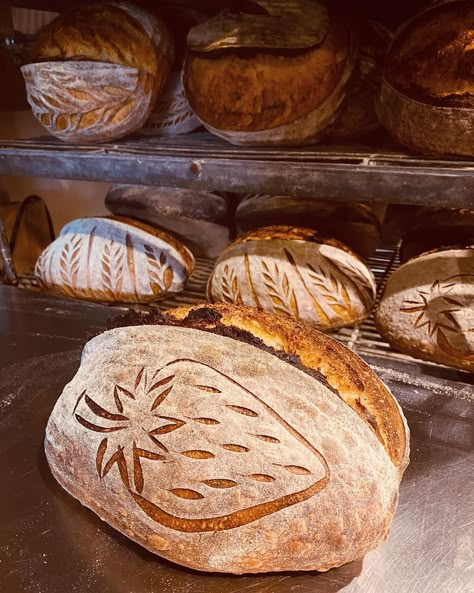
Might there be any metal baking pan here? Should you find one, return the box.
[0,286,473,593]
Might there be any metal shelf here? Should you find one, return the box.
[1,133,473,207]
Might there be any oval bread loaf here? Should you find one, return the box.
[23,2,173,142]
[376,247,474,372]
[377,0,474,156]
[45,303,409,573]
[183,1,357,145]
[208,226,376,331]
[34,216,194,303]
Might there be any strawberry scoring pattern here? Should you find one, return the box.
[73,359,330,532]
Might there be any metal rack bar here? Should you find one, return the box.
[0,134,473,206]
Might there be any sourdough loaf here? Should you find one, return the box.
[34,216,193,303]
[183,1,357,145]
[330,18,391,138]
[376,247,474,372]
[45,303,409,573]
[235,195,381,258]
[377,0,474,156]
[207,226,376,331]
[105,185,231,258]
[22,3,173,142]
[140,6,203,136]
[400,208,474,263]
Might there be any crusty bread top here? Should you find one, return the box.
[385,1,474,107]
[229,225,362,258]
[32,4,169,81]
[101,215,195,272]
[184,17,351,131]
[162,303,408,473]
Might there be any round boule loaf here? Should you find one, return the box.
[376,246,474,372]
[183,1,357,146]
[377,0,474,156]
[34,216,194,303]
[44,302,409,573]
[22,2,174,142]
[207,226,376,331]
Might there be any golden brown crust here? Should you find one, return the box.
[183,18,350,131]
[106,215,195,272]
[164,303,408,472]
[385,1,474,107]
[231,225,361,258]
[32,3,172,92]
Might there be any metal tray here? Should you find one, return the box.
[0,286,473,593]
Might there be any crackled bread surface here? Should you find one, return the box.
[376,247,474,372]
[208,226,376,332]
[34,216,193,303]
[45,305,408,573]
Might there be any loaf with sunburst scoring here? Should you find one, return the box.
[376,247,474,372]
[22,2,173,142]
[44,303,409,573]
[207,226,376,331]
[34,216,194,303]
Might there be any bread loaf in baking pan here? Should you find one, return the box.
[105,185,231,257]
[207,226,376,331]
[140,6,203,136]
[22,2,173,142]
[34,216,194,303]
[377,0,474,156]
[376,247,474,372]
[45,303,409,573]
[235,195,382,258]
[183,0,357,146]
[330,18,391,138]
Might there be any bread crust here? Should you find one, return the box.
[165,303,409,473]
[34,216,194,303]
[376,247,474,372]
[377,0,474,156]
[207,226,376,332]
[183,16,354,139]
[25,3,173,142]
[44,313,406,572]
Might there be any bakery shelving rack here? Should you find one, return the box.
[0,132,473,207]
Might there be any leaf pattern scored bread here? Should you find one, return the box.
[208,226,376,331]
[35,216,194,303]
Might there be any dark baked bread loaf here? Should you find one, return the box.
[235,195,382,258]
[377,0,474,156]
[376,246,474,372]
[22,3,173,142]
[44,303,409,573]
[400,208,474,263]
[35,215,194,303]
[208,226,376,331]
[183,1,356,145]
[330,18,391,138]
[105,185,231,257]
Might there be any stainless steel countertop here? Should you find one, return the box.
[0,286,473,593]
